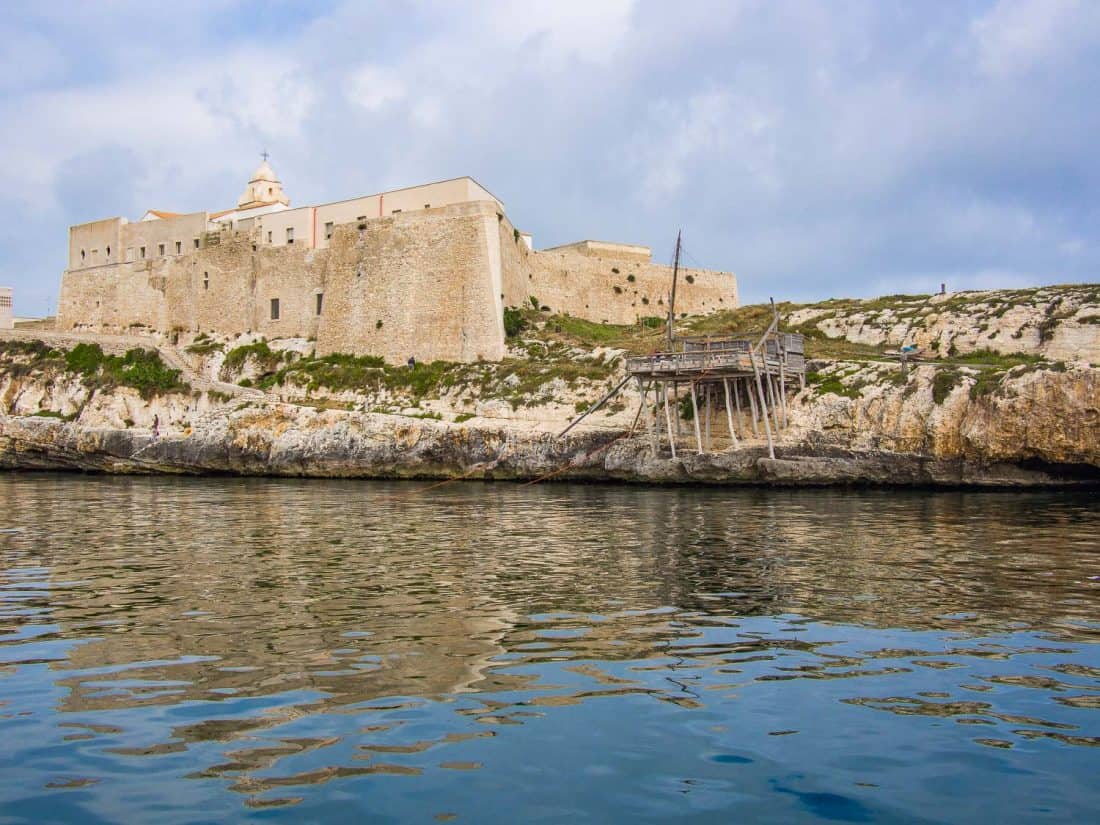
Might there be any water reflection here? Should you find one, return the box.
[0,475,1098,821]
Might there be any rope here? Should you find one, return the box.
[521,431,631,486]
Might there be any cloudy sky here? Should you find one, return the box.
[2,0,1098,315]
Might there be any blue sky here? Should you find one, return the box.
[2,0,1098,315]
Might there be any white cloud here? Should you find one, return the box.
[347,65,407,111]
[971,0,1096,77]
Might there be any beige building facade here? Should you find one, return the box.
[0,287,12,330]
[58,163,737,362]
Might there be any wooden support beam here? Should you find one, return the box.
[747,376,760,436]
[751,356,775,460]
[723,378,738,447]
[663,382,677,459]
[766,367,782,434]
[778,360,788,429]
[704,384,712,451]
[641,379,657,456]
[690,381,703,453]
[733,378,743,438]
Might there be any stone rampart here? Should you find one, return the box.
[57,201,738,360]
[498,220,737,324]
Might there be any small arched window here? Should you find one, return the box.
[80,249,86,261]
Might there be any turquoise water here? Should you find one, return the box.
[0,475,1097,823]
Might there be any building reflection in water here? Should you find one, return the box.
[1,475,1097,799]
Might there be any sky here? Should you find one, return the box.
[1,0,1098,315]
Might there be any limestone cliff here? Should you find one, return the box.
[2,286,1098,487]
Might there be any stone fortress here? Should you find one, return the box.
[58,160,737,363]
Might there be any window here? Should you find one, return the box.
[140,246,146,259]
[193,238,200,249]
[267,231,273,243]
[158,243,166,256]
[203,272,209,291]
[424,203,430,209]
[268,187,273,195]
[391,208,402,214]
[106,245,111,258]
[324,221,334,240]
[175,241,182,254]
[80,249,86,262]
[315,293,323,315]
[286,227,294,244]
[270,298,280,320]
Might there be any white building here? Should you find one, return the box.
[0,287,12,330]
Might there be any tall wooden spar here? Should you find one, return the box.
[561,233,806,459]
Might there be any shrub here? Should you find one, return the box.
[613,286,623,294]
[529,296,540,310]
[503,307,527,338]
[626,274,635,282]
[65,342,105,375]
[932,369,960,404]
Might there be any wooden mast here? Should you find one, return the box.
[666,230,682,352]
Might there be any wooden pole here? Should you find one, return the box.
[765,364,781,434]
[663,381,677,459]
[733,377,743,437]
[778,359,788,428]
[747,376,760,436]
[690,381,703,453]
[704,384,712,451]
[751,355,775,460]
[642,379,657,456]
[668,385,677,440]
[723,378,738,447]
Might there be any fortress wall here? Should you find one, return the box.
[500,235,737,324]
[121,213,208,261]
[252,244,327,340]
[316,202,505,363]
[68,218,123,270]
[58,261,166,332]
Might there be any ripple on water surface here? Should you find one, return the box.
[0,476,1098,822]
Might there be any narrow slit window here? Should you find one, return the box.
[315,293,323,315]
[193,238,200,249]
[158,243,166,256]
[175,241,182,254]
[286,227,294,244]
[140,246,146,259]
[270,298,280,320]
[267,231,273,243]
[324,222,334,240]
[203,272,209,291]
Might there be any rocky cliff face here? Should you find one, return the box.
[2,286,1098,488]
[2,364,1095,487]
[786,285,1100,364]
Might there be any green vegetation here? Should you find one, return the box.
[806,370,865,399]
[222,341,286,375]
[63,343,188,399]
[32,409,77,422]
[453,412,475,423]
[503,307,527,338]
[932,369,961,404]
[185,333,224,355]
